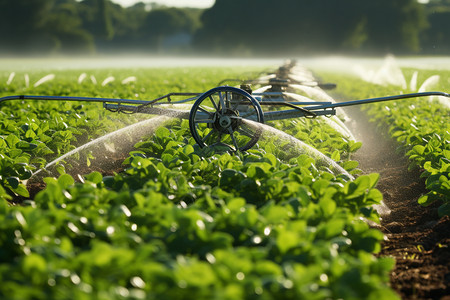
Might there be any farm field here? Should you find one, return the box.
[0,57,449,299]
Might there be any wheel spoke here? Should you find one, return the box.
[198,106,214,116]
[195,118,215,124]
[208,95,219,111]
[219,92,226,114]
[202,129,216,143]
[227,127,239,151]
[225,91,230,109]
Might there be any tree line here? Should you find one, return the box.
[0,0,449,56]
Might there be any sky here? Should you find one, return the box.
[110,0,215,8]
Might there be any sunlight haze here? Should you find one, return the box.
[110,0,215,8]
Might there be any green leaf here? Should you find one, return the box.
[276,229,299,254]
[367,189,383,204]
[312,179,331,197]
[367,173,380,189]
[354,175,371,190]
[5,134,20,147]
[349,141,362,152]
[331,150,340,162]
[418,194,435,206]
[319,197,336,217]
[412,145,425,155]
[85,171,103,184]
[219,169,246,190]
[246,165,269,180]
[58,174,75,188]
[318,219,345,238]
[13,184,30,198]
[264,153,278,166]
[155,126,171,139]
[343,160,359,171]
[438,202,450,217]
[175,261,217,287]
[443,149,450,160]
[55,164,66,175]
[23,253,47,273]
[183,144,194,156]
[16,141,38,150]
[6,176,20,189]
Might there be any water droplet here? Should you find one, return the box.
[131,276,146,289]
[196,220,205,230]
[283,279,293,289]
[236,272,245,280]
[252,236,262,244]
[106,226,115,235]
[206,253,216,264]
[70,274,81,285]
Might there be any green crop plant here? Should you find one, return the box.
[0,65,399,299]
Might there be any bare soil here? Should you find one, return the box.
[344,104,450,300]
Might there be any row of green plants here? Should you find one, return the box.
[0,67,398,299]
[0,67,260,199]
[324,69,450,217]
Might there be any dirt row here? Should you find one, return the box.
[344,103,449,300]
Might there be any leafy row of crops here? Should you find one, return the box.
[0,67,399,299]
[323,69,450,217]
[0,68,257,199]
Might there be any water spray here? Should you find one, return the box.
[1,68,448,154]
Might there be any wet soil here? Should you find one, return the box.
[343,103,450,300]
[21,152,128,203]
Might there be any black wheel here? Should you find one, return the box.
[189,86,264,151]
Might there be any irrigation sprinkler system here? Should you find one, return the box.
[1,61,449,152]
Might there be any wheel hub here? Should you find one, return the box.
[213,109,240,133]
[219,115,231,128]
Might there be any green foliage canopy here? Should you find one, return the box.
[195,0,428,55]
[0,0,447,55]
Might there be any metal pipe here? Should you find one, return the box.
[0,95,151,105]
[259,101,316,117]
[309,91,450,109]
[263,108,335,121]
[0,92,201,106]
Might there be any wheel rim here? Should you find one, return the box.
[189,86,264,151]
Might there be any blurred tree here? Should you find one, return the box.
[0,0,55,54]
[361,0,428,53]
[140,7,200,52]
[195,0,284,54]
[0,0,438,55]
[43,0,95,54]
[79,0,114,43]
[194,0,428,55]
[421,4,450,53]
[107,2,148,51]
[285,0,369,53]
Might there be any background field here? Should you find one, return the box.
[0,56,449,299]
